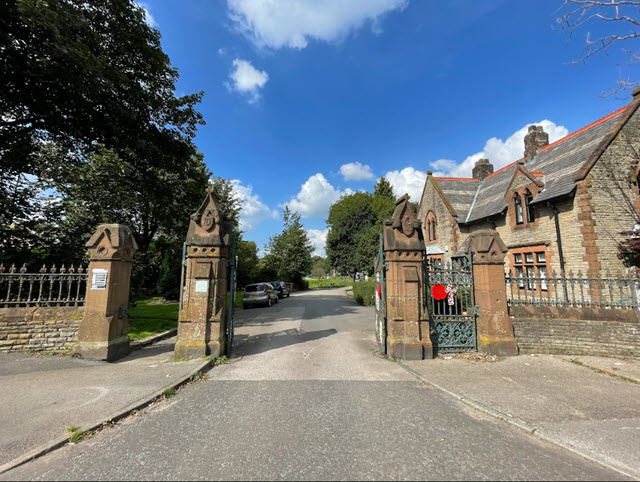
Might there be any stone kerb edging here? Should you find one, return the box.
[129,328,179,351]
[0,358,213,475]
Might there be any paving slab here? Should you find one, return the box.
[563,354,640,382]
[404,353,640,479]
[0,290,627,481]
[0,338,203,467]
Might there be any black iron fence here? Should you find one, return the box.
[0,263,89,308]
[505,269,640,310]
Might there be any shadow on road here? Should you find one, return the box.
[232,328,337,357]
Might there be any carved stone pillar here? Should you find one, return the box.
[383,195,433,360]
[175,187,232,360]
[75,224,137,362]
[468,229,518,356]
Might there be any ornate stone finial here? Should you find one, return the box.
[186,187,231,247]
[86,224,138,261]
[383,194,424,251]
[467,229,508,265]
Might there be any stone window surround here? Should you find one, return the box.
[633,162,640,213]
[508,184,541,231]
[425,211,438,244]
[509,244,552,295]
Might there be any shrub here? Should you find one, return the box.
[353,279,376,306]
[294,278,309,291]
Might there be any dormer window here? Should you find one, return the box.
[514,194,524,225]
[525,189,535,223]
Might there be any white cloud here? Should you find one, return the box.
[383,167,426,202]
[217,47,227,56]
[307,228,328,257]
[226,59,269,104]
[226,0,408,49]
[285,173,352,217]
[137,2,158,28]
[339,162,374,181]
[229,179,278,232]
[429,120,569,178]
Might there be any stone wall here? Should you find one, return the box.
[417,177,462,256]
[586,108,640,275]
[512,317,640,358]
[0,306,83,353]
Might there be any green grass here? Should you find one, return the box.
[308,277,353,289]
[129,293,244,342]
[66,426,85,443]
[129,297,179,341]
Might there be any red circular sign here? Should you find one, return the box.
[432,284,447,300]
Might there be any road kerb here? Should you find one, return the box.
[0,359,212,475]
[397,360,639,481]
[129,328,178,351]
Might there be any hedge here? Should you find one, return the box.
[353,279,376,306]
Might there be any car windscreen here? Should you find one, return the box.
[245,284,264,292]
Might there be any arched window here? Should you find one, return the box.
[525,189,535,223]
[426,212,437,241]
[514,193,524,225]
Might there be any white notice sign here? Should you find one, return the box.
[91,268,108,290]
[195,280,208,293]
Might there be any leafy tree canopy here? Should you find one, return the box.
[326,181,397,278]
[264,207,313,287]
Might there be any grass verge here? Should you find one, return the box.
[128,297,178,341]
[308,277,353,289]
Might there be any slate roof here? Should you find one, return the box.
[434,179,480,220]
[432,104,631,225]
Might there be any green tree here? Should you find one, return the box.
[326,192,378,278]
[1,0,205,272]
[264,207,313,288]
[326,180,397,279]
[236,236,260,288]
[311,256,331,278]
[372,176,396,224]
[209,177,242,230]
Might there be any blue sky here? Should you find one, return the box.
[141,0,634,256]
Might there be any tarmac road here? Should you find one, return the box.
[1,288,629,481]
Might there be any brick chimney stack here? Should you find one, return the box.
[524,125,549,162]
[472,158,494,181]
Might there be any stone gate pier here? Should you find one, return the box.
[74,224,137,361]
[383,195,433,360]
[175,187,232,360]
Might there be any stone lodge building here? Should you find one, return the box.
[417,90,640,279]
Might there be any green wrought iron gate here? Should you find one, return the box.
[374,234,387,354]
[424,255,477,353]
[226,232,237,356]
